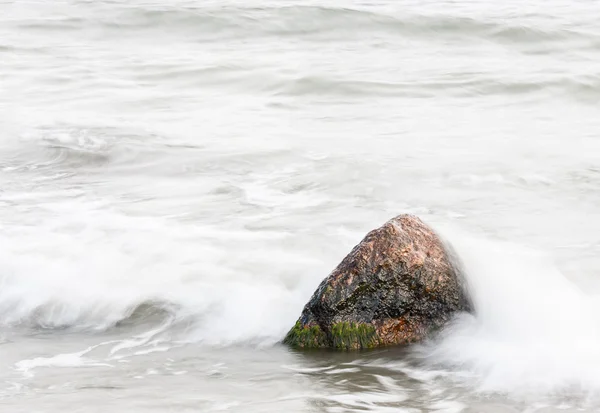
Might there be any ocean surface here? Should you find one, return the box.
[2,0,600,412]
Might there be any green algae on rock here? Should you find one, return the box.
[283,322,328,348]
[284,214,471,350]
[330,322,378,350]
[283,321,378,350]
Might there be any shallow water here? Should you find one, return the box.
[2,0,600,411]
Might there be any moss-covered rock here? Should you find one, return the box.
[283,321,328,348]
[331,322,378,350]
[283,321,378,350]
[283,214,472,350]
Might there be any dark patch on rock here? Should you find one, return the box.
[284,214,471,350]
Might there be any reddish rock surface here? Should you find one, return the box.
[284,214,471,349]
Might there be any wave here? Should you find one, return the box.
[1,125,179,175]
[0,202,318,345]
[11,5,596,45]
[413,225,600,400]
[3,202,600,399]
[1,299,178,332]
[267,74,600,101]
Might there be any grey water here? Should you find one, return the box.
[2,0,600,412]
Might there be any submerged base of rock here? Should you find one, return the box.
[284,214,471,350]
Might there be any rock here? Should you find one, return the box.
[284,214,471,350]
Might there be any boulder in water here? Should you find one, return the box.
[284,214,471,350]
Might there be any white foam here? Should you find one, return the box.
[15,345,112,377]
[0,198,324,346]
[326,391,407,407]
[420,225,600,398]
